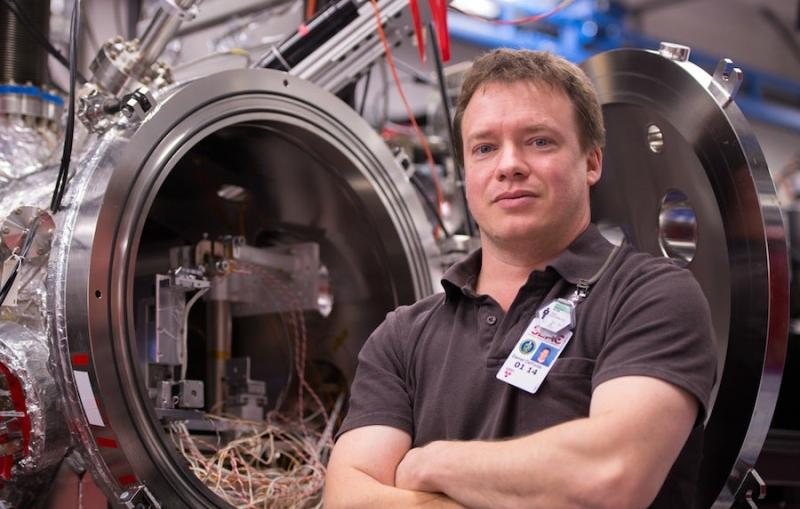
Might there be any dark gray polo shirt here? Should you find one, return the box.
[338,224,717,508]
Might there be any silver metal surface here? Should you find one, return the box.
[583,46,789,508]
[46,68,437,507]
[0,206,55,262]
[0,92,63,124]
[205,300,231,412]
[138,0,198,68]
[288,0,408,93]
[658,41,691,62]
[709,58,743,108]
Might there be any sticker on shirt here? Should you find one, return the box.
[496,300,575,394]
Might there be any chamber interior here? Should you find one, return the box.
[131,121,414,506]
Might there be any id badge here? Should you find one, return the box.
[496,299,575,394]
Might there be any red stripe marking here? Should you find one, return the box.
[71,353,90,366]
[118,474,137,486]
[298,23,309,36]
[96,437,117,449]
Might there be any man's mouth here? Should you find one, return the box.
[494,190,538,204]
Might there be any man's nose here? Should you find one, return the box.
[495,144,530,181]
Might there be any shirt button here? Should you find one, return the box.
[486,315,497,325]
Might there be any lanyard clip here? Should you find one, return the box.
[572,279,590,303]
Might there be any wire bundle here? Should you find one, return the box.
[168,262,342,508]
[169,408,338,509]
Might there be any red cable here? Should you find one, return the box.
[450,0,574,26]
[306,0,317,21]
[370,0,445,228]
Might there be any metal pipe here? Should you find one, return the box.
[205,300,231,412]
[0,0,50,86]
[137,0,197,70]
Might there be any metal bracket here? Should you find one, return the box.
[708,58,744,108]
[121,87,157,123]
[658,41,691,62]
[732,468,767,509]
[119,483,161,509]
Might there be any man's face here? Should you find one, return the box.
[461,81,602,249]
[537,348,550,363]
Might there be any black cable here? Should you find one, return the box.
[50,0,80,213]
[358,65,372,117]
[0,217,41,307]
[1,0,87,83]
[410,173,451,238]
[427,21,474,237]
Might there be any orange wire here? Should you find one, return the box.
[450,0,574,26]
[369,0,445,227]
[306,0,317,21]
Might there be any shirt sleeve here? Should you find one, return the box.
[335,310,414,440]
[592,259,718,419]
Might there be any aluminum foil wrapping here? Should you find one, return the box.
[0,168,61,333]
[0,118,60,185]
[0,321,67,508]
[0,321,69,472]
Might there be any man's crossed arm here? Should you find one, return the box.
[324,375,698,509]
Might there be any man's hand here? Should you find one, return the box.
[324,425,465,509]
[396,443,439,492]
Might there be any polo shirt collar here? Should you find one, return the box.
[545,223,615,285]
[441,224,615,298]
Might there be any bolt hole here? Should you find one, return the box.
[658,189,697,267]
[95,290,102,299]
[282,79,289,87]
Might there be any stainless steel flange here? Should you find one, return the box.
[583,46,788,508]
[48,68,438,508]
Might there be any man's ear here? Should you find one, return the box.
[586,147,602,187]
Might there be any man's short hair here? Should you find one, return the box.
[453,49,606,167]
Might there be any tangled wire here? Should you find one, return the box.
[168,261,344,508]
[168,397,343,509]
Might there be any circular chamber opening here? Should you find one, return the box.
[130,120,426,506]
[658,189,698,266]
[647,123,664,154]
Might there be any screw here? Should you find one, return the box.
[1,227,9,235]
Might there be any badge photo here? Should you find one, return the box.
[532,344,558,367]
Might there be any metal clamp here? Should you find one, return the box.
[708,58,743,108]
[119,483,161,509]
[121,87,156,123]
[732,468,767,509]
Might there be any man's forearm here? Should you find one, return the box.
[398,417,618,509]
[395,378,698,509]
[324,465,465,509]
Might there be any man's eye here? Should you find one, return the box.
[532,138,552,147]
[474,144,493,155]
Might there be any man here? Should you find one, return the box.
[324,49,716,509]
[535,345,554,366]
